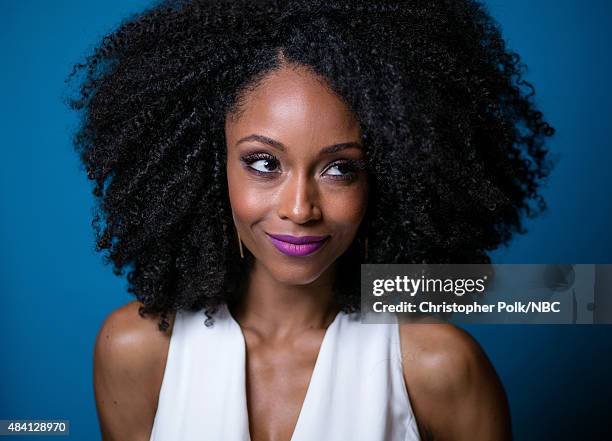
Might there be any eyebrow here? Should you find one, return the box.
[235,134,363,154]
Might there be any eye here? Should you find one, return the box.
[323,159,366,181]
[240,153,280,175]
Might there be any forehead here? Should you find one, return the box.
[225,66,360,146]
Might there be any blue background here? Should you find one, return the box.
[1,0,611,439]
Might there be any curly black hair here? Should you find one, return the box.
[67,0,554,331]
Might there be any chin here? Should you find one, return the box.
[271,266,330,287]
[273,273,320,287]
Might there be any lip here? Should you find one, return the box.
[266,233,330,257]
[267,234,330,244]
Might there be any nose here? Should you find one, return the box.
[277,171,322,224]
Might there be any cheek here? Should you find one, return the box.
[324,186,368,229]
[227,164,270,224]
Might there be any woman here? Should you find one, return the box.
[68,0,553,440]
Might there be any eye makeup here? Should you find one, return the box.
[239,151,366,182]
[240,152,280,175]
[323,159,367,181]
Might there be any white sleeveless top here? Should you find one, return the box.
[149,303,421,441]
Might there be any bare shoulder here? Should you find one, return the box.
[95,300,175,372]
[94,300,176,441]
[398,323,487,395]
[398,322,511,441]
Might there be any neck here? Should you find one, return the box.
[229,261,340,340]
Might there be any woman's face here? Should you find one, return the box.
[225,65,368,286]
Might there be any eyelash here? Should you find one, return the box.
[239,152,366,182]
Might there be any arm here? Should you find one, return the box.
[399,323,511,441]
[93,301,174,441]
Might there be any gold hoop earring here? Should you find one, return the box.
[238,235,245,259]
[231,210,244,259]
[236,229,244,259]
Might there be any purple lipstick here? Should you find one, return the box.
[266,233,330,257]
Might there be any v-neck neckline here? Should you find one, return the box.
[224,303,342,441]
